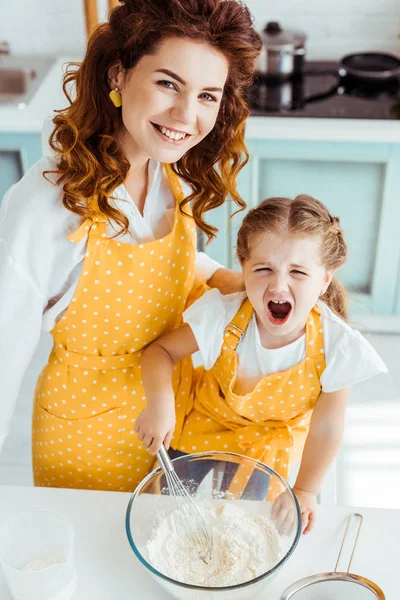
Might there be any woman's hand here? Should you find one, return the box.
[207,267,245,295]
[134,404,176,455]
[271,486,318,535]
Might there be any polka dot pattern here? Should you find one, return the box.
[176,301,326,500]
[33,166,196,491]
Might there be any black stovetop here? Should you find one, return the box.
[247,61,400,120]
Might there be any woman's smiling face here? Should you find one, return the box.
[242,230,333,347]
[110,36,229,163]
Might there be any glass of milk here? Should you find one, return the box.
[0,510,76,600]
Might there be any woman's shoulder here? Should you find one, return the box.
[1,156,80,241]
[3,156,61,211]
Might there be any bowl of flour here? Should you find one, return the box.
[126,451,301,600]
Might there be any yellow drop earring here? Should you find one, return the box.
[109,87,122,108]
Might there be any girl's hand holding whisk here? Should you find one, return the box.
[137,323,200,455]
[135,403,176,455]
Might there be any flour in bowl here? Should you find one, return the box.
[146,502,281,586]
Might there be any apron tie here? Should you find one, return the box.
[52,344,143,370]
[68,215,108,244]
[228,414,310,498]
[236,422,294,460]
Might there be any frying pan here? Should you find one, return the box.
[339,52,400,81]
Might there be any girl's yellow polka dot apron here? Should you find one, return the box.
[32,166,196,491]
[174,298,326,499]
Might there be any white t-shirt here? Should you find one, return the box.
[0,157,221,451]
[184,289,387,394]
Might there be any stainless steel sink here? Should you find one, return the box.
[0,55,56,106]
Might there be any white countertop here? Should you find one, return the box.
[1,57,400,144]
[0,485,397,599]
[0,58,69,135]
[246,115,400,144]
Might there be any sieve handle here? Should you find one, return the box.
[156,445,175,474]
[334,512,363,573]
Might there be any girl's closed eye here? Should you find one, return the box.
[291,269,308,276]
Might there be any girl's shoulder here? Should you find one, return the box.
[317,300,387,390]
[317,299,355,333]
[317,300,370,348]
[186,288,247,323]
[183,289,248,370]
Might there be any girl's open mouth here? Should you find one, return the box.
[267,300,292,326]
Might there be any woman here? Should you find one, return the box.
[0,0,261,490]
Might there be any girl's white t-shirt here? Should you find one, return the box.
[184,289,387,393]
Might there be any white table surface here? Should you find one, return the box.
[0,485,397,599]
[1,57,400,144]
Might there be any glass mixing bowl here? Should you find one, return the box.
[126,451,301,600]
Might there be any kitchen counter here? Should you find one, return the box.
[0,485,397,599]
[0,57,75,135]
[246,115,400,143]
[1,57,400,143]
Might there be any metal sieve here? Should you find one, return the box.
[280,513,385,600]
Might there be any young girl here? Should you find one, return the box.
[135,195,387,533]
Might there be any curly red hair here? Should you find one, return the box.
[45,0,262,240]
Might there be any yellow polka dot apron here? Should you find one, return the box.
[174,298,326,499]
[32,166,196,491]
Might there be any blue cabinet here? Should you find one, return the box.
[205,138,400,317]
[0,133,42,201]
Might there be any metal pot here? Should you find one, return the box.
[249,76,306,112]
[257,21,307,80]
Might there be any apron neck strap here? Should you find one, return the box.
[223,297,254,351]
[68,211,107,244]
[163,164,184,203]
[305,304,324,359]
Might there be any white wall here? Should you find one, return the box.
[249,0,400,59]
[1,0,399,60]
